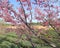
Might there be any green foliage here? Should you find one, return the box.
[28,22,41,26]
[0,41,11,48]
[35,44,52,48]
[0,32,19,48]
[0,27,60,48]
[0,32,52,48]
[19,39,32,48]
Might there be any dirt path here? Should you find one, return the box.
[6,25,49,30]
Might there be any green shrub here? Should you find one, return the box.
[0,32,19,48]
[0,29,59,48]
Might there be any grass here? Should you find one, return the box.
[0,23,60,48]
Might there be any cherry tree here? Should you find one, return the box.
[34,0,60,35]
[0,0,60,48]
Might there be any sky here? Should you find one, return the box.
[9,0,38,22]
[0,0,60,24]
[8,0,60,23]
[9,0,19,8]
[9,0,60,7]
